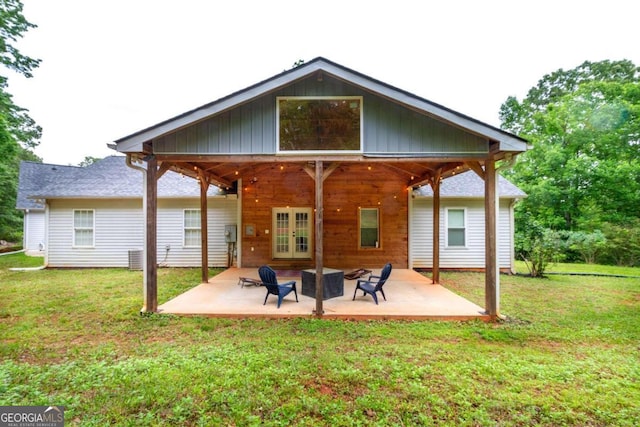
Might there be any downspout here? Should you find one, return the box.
[126,154,148,311]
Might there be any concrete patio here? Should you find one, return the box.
[158,268,489,320]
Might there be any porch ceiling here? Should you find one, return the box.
[143,153,500,190]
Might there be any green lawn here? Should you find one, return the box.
[1,253,639,426]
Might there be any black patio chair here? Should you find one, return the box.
[258,265,299,308]
[352,263,392,305]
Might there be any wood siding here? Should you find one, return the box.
[240,163,408,269]
[411,198,513,270]
[46,198,237,268]
[152,74,488,156]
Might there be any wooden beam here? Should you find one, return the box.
[154,154,489,164]
[198,170,210,283]
[144,155,158,313]
[430,169,442,284]
[314,161,324,317]
[321,162,340,182]
[157,161,172,180]
[484,159,499,319]
[467,161,485,180]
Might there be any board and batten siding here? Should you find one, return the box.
[152,74,489,156]
[411,198,514,270]
[46,198,237,268]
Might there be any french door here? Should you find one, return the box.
[272,207,313,259]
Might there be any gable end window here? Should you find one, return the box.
[184,209,201,247]
[277,96,363,154]
[73,209,95,247]
[446,208,466,247]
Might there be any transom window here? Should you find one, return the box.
[446,208,466,247]
[183,209,201,247]
[277,96,362,153]
[73,209,95,247]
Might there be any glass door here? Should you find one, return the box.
[272,207,312,259]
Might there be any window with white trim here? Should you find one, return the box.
[73,209,95,247]
[446,208,466,247]
[359,208,380,249]
[183,209,201,247]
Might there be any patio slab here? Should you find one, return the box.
[158,268,489,320]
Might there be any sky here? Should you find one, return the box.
[6,0,640,165]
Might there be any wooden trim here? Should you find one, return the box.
[314,161,324,317]
[484,159,498,318]
[144,155,158,313]
[199,171,210,283]
[431,170,441,284]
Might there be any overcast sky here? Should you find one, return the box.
[7,0,640,165]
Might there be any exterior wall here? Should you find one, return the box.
[23,210,46,252]
[410,198,514,270]
[240,163,409,269]
[152,74,489,156]
[46,197,237,268]
[157,198,238,267]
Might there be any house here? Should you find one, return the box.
[411,171,526,273]
[17,158,524,271]
[17,156,237,268]
[112,57,528,317]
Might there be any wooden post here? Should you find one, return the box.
[144,155,158,313]
[484,159,498,318]
[314,161,324,317]
[199,172,210,283]
[431,174,441,284]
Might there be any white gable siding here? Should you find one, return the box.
[411,198,514,270]
[47,198,237,268]
[23,210,46,252]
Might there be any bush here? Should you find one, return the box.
[599,221,640,266]
[515,221,565,277]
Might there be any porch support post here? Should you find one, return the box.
[199,171,210,283]
[431,171,441,284]
[314,161,324,317]
[144,155,158,313]
[484,158,499,318]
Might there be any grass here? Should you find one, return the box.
[1,252,639,426]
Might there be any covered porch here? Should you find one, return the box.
[158,268,488,320]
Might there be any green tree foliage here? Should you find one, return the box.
[0,0,41,241]
[501,60,640,267]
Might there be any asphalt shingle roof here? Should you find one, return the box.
[18,156,222,204]
[413,170,527,198]
[17,161,80,209]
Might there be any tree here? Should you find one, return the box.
[0,0,41,241]
[500,60,640,234]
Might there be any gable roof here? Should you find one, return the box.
[20,156,223,201]
[413,170,527,199]
[114,57,527,154]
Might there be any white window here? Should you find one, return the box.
[73,209,94,247]
[183,209,201,247]
[446,208,466,247]
[359,208,380,249]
